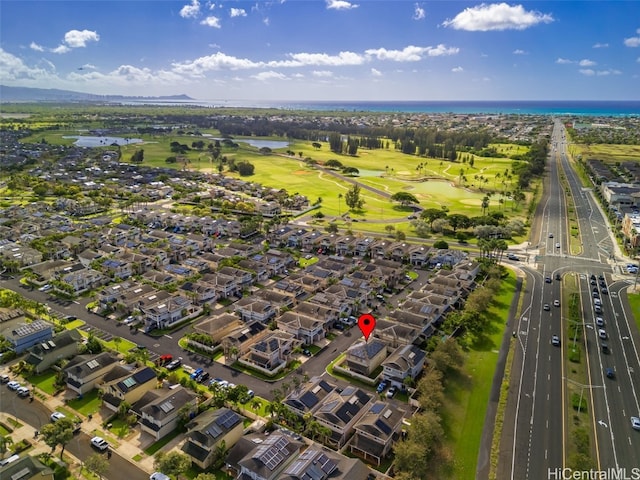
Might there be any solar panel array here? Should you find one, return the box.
[206,423,223,438]
[86,359,100,369]
[216,410,240,429]
[122,377,137,388]
[159,401,174,413]
[255,436,291,471]
[375,419,392,436]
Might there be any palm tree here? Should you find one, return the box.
[337,193,343,216]
[0,435,14,459]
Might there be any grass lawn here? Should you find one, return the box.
[573,143,640,163]
[299,256,319,268]
[66,389,101,416]
[107,417,132,439]
[28,370,58,395]
[0,424,11,435]
[184,465,233,480]
[103,337,137,354]
[64,319,85,330]
[443,269,517,479]
[144,428,182,455]
[630,291,640,332]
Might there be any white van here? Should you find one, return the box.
[0,454,19,466]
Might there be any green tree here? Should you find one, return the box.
[390,191,419,206]
[84,453,109,479]
[420,208,447,230]
[153,452,191,479]
[0,435,13,459]
[194,474,218,480]
[41,417,75,458]
[344,184,364,210]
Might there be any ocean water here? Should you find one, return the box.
[193,99,640,117]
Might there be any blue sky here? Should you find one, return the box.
[1,1,639,101]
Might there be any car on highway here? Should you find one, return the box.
[601,287,608,295]
[555,243,560,248]
[605,368,615,379]
[595,317,604,327]
[601,342,610,354]
[38,284,52,292]
[555,273,561,280]
[553,300,560,307]
[549,233,554,238]
[543,304,550,311]
[90,436,109,451]
[545,276,552,283]
[50,412,66,422]
[551,335,561,346]
[598,329,607,339]
[631,417,640,431]
[595,305,602,314]
[507,254,519,261]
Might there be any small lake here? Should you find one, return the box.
[202,135,289,149]
[63,136,144,147]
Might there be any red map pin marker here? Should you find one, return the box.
[357,313,376,341]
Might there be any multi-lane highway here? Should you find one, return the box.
[498,120,640,479]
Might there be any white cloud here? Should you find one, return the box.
[312,70,333,77]
[326,0,358,11]
[365,44,458,61]
[180,0,201,18]
[252,71,287,81]
[229,8,247,18]
[284,51,365,66]
[579,59,596,67]
[172,52,261,76]
[52,45,71,54]
[443,3,553,31]
[638,57,640,63]
[263,17,270,26]
[624,36,640,47]
[556,58,573,64]
[413,4,425,20]
[64,29,99,48]
[371,68,382,76]
[452,66,464,72]
[513,49,527,55]
[200,16,221,28]
[30,42,44,52]
[0,47,56,82]
[81,63,97,70]
[579,68,621,76]
[593,42,609,48]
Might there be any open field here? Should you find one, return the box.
[572,143,640,163]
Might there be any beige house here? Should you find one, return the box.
[100,366,157,412]
[182,408,245,469]
[345,340,388,376]
[135,385,198,440]
[350,402,406,466]
[64,352,120,395]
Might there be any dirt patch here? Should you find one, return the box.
[293,170,311,175]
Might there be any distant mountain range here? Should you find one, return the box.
[0,85,194,103]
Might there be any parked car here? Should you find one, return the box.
[90,436,109,451]
[157,354,173,366]
[190,368,203,379]
[16,386,30,397]
[7,380,20,390]
[0,374,10,384]
[197,372,210,383]
[50,412,66,422]
[376,381,388,393]
[165,358,182,371]
[150,473,171,480]
[386,386,398,398]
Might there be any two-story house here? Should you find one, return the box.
[182,408,244,469]
[314,386,374,448]
[135,385,198,440]
[350,402,406,466]
[64,352,120,395]
[277,311,325,345]
[101,366,157,412]
[381,344,427,388]
[25,329,82,374]
[345,340,388,377]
